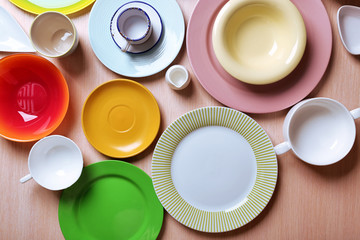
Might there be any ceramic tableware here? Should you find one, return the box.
[20,135,83,191]
[0,6,35,52]
[152,107,277,232]
[116,7,152,52]
[30,11,79,58]
[110,1,163,54]
[9,0,95,15]
[274,98,360,166]
[165,65,191,90]
[89,0,184,77]
[0,54,69,142]
[187,0,332,113]
[82,79,160,158]
[59,160,164,240]
[337,5,360,55]
[212,0,306,85]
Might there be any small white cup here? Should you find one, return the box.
[117,7,152,52]
[20,135,83,190]
[165,65,191,90]
[30,11,79,58]
[274,98,360,166]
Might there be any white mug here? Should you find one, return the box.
[30,11,79,58]
[20,135,83,190]
[274,97,360,165]
[117,7,152,52]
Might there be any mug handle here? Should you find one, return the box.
[350,108,360,120]
[274,141,291,155]
[121,42,131,53]
[20,174,32,183]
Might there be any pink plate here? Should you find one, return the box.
[187,0,332,114]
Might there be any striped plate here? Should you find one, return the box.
[152,106,277,232]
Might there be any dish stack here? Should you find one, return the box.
[187,0,332,113]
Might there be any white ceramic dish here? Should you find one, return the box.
[337,5,360,55]
[275,98,360,165]
[0,6,35,52]
[89,0,184,77]
[111,2,161,54]
[152,107,277,232]
[20,135,83,191]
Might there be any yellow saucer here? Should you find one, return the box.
[82,79,160,158]
[212,0,306,85]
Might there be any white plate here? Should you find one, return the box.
[110,1,163,54]
[0,6,35,52]
[152,107,278,232]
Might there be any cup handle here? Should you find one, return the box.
[121,42,131,53]
[20,174,32,183]
[350,108,360,120]
[274,141,291,155]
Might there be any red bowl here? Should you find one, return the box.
[0,54,69,142]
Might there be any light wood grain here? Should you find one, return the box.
[1,0,360,239]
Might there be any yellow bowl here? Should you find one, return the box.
[212,0,306,85]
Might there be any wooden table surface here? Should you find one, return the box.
[1,0,360,239]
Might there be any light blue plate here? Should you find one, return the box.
[89,0,185,77]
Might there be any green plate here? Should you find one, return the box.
[9,0,95,15]
[59,160,163,240]
[152,107,278,232]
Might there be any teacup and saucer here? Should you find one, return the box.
[110,1,163,54]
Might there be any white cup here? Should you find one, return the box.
[165,65,191,90]
[30,11,79,58]
[274,98,360,165]
[117,7,152,52]
[20,135,83,190]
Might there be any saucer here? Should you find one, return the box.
[89,0,184,77]
[82,79,160,158]
[110,1,163,54]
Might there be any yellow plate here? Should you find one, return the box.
[212,0,306,85]
[9,0,95,15]
[82,79,160,158]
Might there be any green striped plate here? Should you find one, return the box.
[152,107,277,232]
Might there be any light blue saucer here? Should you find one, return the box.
[89,0,185,77]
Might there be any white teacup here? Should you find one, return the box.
[30,11,79,58]
[20,135,83,190]
[117,7,152,52]
[274,98,360,165]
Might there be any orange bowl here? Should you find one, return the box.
[0,54,69,141]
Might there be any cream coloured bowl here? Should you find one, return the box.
[212,0,306,85]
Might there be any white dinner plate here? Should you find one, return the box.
[152,107,278,232]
